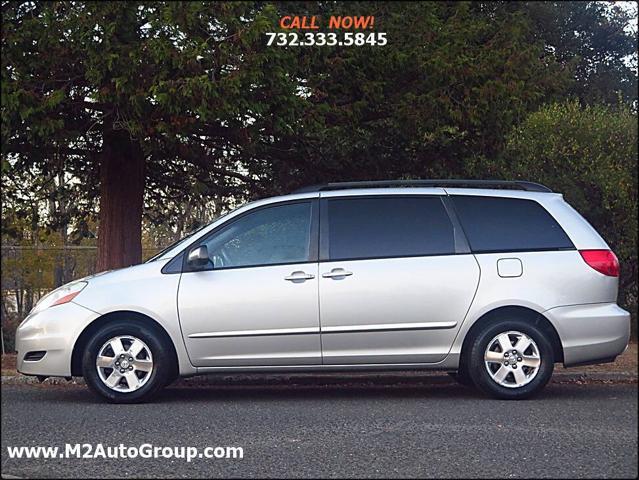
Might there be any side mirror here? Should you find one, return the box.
[186,245,210,270]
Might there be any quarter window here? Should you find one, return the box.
[202,202,312,268]
[451,196,573,252]
[326,197,456,260]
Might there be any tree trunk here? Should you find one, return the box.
[96,129,145,272]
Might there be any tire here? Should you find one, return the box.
[467,318,554,400]
[82,319,176,403]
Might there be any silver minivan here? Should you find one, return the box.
[16,180,631,402]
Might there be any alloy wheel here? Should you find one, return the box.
[96,335,154,392]
[484,330,541,388]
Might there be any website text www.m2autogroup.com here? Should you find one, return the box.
[6,444,244,463]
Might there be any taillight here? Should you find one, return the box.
[579,249,619,277]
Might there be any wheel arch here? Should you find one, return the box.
[459,305,564,369]
[71,310,179,376]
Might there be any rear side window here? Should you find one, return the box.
[326,197,455,260]
[452,196,573,253]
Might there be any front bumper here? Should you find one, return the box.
[16,302,99,377]
[545,302,631,367]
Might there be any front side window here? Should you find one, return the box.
[201,202,312,268]
[451,196,574,252]
[326,196,456,261]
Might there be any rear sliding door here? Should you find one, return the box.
[318,194,480,364]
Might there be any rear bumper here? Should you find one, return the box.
[544,303,631,367]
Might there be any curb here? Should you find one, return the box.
[2,371,636,386]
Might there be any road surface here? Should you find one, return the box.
[1,380,637,478]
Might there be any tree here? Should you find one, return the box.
[2,1,637,272]
[518,1,638,105]
[2,1,303,270]
[266,1,626,192]
[259,1,637,194]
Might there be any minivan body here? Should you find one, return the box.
[16,181,631,402]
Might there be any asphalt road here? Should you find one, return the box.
[1,380,637,478]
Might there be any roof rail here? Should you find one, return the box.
[292,179,553,194]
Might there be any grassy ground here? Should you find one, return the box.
[2,343,636,378]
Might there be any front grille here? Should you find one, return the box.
[24,351,46,361]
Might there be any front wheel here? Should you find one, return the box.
[467,319,554,400]
[82,320,175,403]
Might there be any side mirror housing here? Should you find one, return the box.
[186,245,210,270]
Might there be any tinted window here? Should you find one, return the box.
[452,196,573,252]
[202,202,312,268]
[327,197,455,260]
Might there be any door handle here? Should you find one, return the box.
[322,268,353,278]
[284,271,315,282]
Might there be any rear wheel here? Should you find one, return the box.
[467,319,554,399]
[82,320,175,403]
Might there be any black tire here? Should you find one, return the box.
[467,318,554,400]
[82,319,176,403]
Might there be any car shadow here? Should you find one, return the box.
[18,374,633,405]
[25,375,481,404]
[155,377,631,403]
[157,380,482,403]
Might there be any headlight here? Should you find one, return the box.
[30,281,88,315]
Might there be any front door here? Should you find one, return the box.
[178,200,321,367]
[318,194,480,364]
